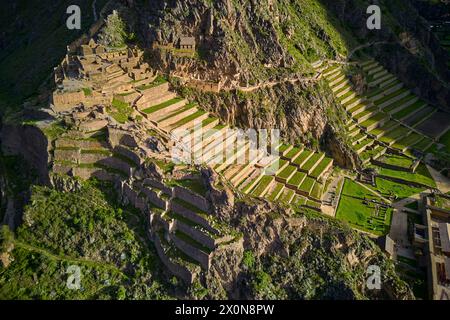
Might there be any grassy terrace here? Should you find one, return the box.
[170,110,208,129]
[174,230,213,254]
[360,145,386,162]
[166,211,217,239]
[277,165,297,181]
[110,99,132,124]
[293,150,313,166]
[299,176,315,194]
[383,95,416,113]
[372,178,424,200]
[287,171,307,188]
[142,97,184,114]
[379,126,410,144]
[412,138,433,152]
[158,103,197,122]
[373,163,436,188]
[302,153,323,172]
[360,112,388,128]
[369,120,399,136]
[392,133,424,151]
[392,101,425,120]
[336,178,392,236]
[378,153,414,169]
[267,183,284,201]
[251,175,274,197]
[279,189,295,203]
[310,158,332,179]
[277,144,291,155]
[374,88,408,106]
[170,179,207,196]
[353,106,378,121]
[310,182,323,200]
[284,146,303,160]
[136,75,167,91]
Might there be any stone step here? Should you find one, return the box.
[372,69,389,80]
[369,82,404,101]
[344,97,366,111]
[322,65,341,77]
[240,169,264,193]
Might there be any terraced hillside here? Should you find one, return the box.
[136,81,334,212]
[314,59,450,166]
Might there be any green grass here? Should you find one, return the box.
[251,176,274,197]
[267,183,284,202]
[360,112,388,128]
[158,103,197,122]
[310,158,333,178]
[301,153,323,172]
[110,99,132,124]
[298,176,315,194]
[170,110,207,129]
[136,75,167,90]
[172,179,207,196]
[82,87,93,96]
[336,178,392,236]
[293,150,313,166]
[374,163,436,188]
[392,133,424,151]
[374,88,408,106]
[434,195,450,211]
[287,171,307,188]
[373,178,424,200]
[142,98,184,114]
[310,182,323,200]
[279,188,295,203]
[174,230,212,254]
[379,126,411,144]
[378,153,414,169]
[277,165,297,181]
[392,101,425,120]
[284,147,302,160]
[383,95,416,113]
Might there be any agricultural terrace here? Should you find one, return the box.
[336,178,393,236]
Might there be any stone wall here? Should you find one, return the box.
[173,186,209,212]
[154,234,197,284]
[55,138,109,150]
[171,201,218,236]
[98,157,132,176]
[143,178,172,196]
[107,127,139,148]
[141,186,169,210]
[114,145,142,166]
[171,233,211,270]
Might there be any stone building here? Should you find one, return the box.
[178,37,196,50]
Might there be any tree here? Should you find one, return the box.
[98,10,127,48]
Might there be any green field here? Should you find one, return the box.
[372,178,424,200]
[378,153,414,169]
[336,179,393,236]
[438,129,450,154]
[374,163,436,188]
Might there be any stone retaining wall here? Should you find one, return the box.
[54,149,80,163]
[114,145,142,166]
[55,138,109,150]
[173,186,209,212]
[154,234,197,284]
[79,152,110,164]
[98,157,132,176]
[141,186,169,210]
[107,127,139,148]
[171,201,218,236]
[143,178,172,196]
[171,233,211,270]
